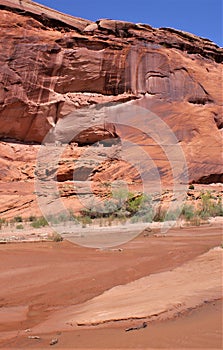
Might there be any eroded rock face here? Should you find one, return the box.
[0,0,222,218]
[0,0,222,142]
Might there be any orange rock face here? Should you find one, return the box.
[0,0,222,218]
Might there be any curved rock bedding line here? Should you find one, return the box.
[67,247,222,326]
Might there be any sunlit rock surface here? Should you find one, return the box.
[0,0,222,218]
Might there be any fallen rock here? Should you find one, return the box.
[142,227,152,237]
[50,338,58,346]
[28,335,41,340]
[125,321,147,332]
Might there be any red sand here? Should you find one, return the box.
[0,224,222,348]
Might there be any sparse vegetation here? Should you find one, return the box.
[180,191,222,224]
[80,191,154,224]
[165,209,181,221]
[0,191,221,233]
[14,216,23,223]
[68,209,78,222]
[28,215,36,222]
[153,207,166,222]
[16,224,24,230]
[181,204,195,221]
[50,232,63,242]
[77,189,222,226]
[0,218,6,230]
[80,215,92,228]
[190,216,201,226]
[31,216,48,228]
[197,192,222,218]
[152,208,180,222]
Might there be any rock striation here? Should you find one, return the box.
[0,0,222,218]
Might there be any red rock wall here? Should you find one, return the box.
[0,0,222,193]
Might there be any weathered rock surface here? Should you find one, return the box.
[0,0,222,218]
[67,248,222,325]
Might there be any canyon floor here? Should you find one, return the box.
[0,223,222,349]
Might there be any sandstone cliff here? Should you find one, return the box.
[0,0,222,218]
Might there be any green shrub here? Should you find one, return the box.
[181,204,195,221]
[189,216,201,226]
[214,199,223,216]
[16,224,24,230]
[79,192,155,222]
[14,216,23,223]
[31,217,48,228]
[153,208,180,222]
[68,209,78,222]
[57,212,70,222]
[141,213,154,223]
[128,194,154,219]
[80,216,92,227]
[80,200,104,219]
[126,193,143,214]
[153,207,167,222]
[112,187,128,207]
[198,192,222,218]
[130,215,140,223]
[29,215,36,222]
[47,213,71,225]
[0,218,6,229]
[188,184,195,190]
[165,209,181,221]
[51,233,63,242]
[103,200,118,216]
